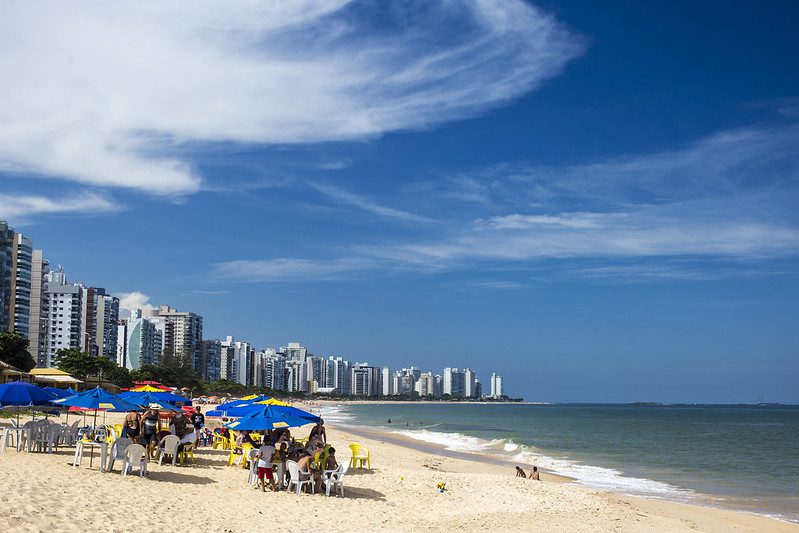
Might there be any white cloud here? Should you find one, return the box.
[213,257,381,282]
[116,291,156,311]
[311,182,436,223]
[0,191,120,221]
[0,1,582,196]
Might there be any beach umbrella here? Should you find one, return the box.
[252,397,291,407]
[53,387,141,427]
[0,381,59,424]
[215,395,269,412]
[121,392,182,412]
[44,387,72,399]
[224,405,320,431]
[120,390,191,407]
[128,385,165,392]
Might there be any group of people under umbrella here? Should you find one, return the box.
[0,380,343,494]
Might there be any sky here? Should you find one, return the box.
[1,0,797,403]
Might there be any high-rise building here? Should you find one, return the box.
[281,342,307,361]
[286,359,308,392]
[326,356,350,394]
[9,233,33,337]
[81,287,119,360]
[145,305,203,370]
[219,343,234,380]
[116,310,159,370]
[43,269,83,366]
[350,363,380,397]
[490,373,504,398]
[198,339,222,381]
[28,250,49,366]
[414,372,436,397]
[0,221,13,333]
[263,350,286,390]
[221,336,254,386]
[464,368,476,398]
[443,367,466,398]
[381,367,393,396]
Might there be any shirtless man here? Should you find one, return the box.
[297,452,319,493]
[529,466,540,480]
[123,410,142,443]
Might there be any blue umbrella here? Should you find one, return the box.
[44,387,72,399]
[224,405,320,431]
[54,387,142,427]
[121,390,191,407]
[120,391,182,412]
[0,381,59,423]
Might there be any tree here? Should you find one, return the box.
[105,365,133,388]
[54,348,114,381]
[0,331,35,372]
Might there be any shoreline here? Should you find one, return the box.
[1,408,796,531]
[305,400,799,527]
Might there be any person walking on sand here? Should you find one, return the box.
[191,406,205,446]
[140,406,160,460]
[529,466,540,480]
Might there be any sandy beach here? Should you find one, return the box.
[0,408,796,533]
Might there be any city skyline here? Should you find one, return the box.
[1,2,797,403]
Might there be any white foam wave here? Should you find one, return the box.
[392,428,694,500]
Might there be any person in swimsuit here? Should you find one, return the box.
[123,411,141,442]
[141,406,160,460]
[529,466,540,480]
[308,419,326,443]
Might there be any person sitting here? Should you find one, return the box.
[529,466,540,480]
[171,412,189,439]
[296,451,319,493]
[325,447,338,471]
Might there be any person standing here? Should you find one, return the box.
[122,410,141,443]
[141,406,160,460]
[191,407,205,446]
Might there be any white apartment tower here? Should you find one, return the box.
[490,373,504,398]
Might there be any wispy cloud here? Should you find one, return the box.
[311,182,437,223]
[0,1,582,196]
[215,120,799,283]
[212,257,382,283]
[0,191,120,222]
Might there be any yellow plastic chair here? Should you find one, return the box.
[348,442,371,469]
[113,424,123,437]
[178,443,195,465]
[240,443,254,469]
[227,433,242,466]
[212,432,229,450]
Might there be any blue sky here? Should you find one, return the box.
[1,1,797,403]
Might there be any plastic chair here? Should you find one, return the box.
[286,460,314,495]
[348,442,371,469]
[322,462,349,497]
[121,444,148,477]
[246,448,259,485]
[157,435,181,466]
[212,432,229,450]
[178,443,195,465]
[107,437,133,472]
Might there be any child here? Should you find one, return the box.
[529,466,540,480]
[255,441,277,492]
[515,466,527,478]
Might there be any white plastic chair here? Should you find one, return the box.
[157,435,181,466]
[121,444,148,477]
[247,448,259,485]
[286,460,314,495]
[107,437,133,472]
[321,462,349,497]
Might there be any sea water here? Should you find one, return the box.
[320,403,799,523]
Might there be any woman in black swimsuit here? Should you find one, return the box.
[141,407,160,460]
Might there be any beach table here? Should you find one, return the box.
[272,461,286,490]
[72,439,108,471]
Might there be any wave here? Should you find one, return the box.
[390,427,695,501]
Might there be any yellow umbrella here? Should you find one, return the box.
[241,394,260,400]
[129,385,164,392]
[253,398,291,407]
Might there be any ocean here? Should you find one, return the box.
[319,403,799,523]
